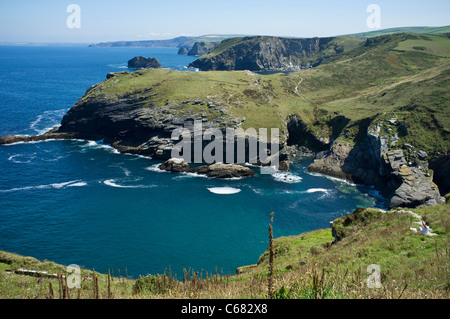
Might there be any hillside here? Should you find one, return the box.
[352,25,450,38]
[1,200,448,299]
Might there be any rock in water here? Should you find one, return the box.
[128,56,162,69]
[158,158,190,173]
[158,159,256,179]
[194,163,256,179]
[177,47,188,55]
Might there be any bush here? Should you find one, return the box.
[133,274,169,295]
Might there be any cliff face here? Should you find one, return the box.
[308,118,446,209]
[188,36,341,71]
[187,42,218,56]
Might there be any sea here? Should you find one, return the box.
[0,45,388,279]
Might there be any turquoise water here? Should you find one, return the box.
[0,46,386,278]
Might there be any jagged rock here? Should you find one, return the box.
[309,136,445,209]
[383,151,445,208]
[128,56,162,69]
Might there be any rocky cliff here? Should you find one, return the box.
[188,36,352,71]
[308,116,446,209]
[187,41,219,56]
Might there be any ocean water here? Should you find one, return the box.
[0,46,386,278]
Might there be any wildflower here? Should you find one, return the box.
[37,278,42,284]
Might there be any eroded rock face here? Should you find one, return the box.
[308,133,445,209]
[382,151,445,208]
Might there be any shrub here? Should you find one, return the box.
[133,274,169,295]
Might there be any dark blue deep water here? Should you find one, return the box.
[0,46,385,278]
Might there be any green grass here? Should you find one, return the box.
[394,34,450,57]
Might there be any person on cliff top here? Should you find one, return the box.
[410,219,430,235]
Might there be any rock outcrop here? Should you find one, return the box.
[128,56,162,69]
[177,47,188,55]
[159,158,256,178]
[308,118,445,209]
[0,128,75,145]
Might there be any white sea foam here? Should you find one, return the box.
[8,153,36,164]
[67,182,88,187]
[29,109,66,135]
[144,164,167,173]
[207,187,241,195]
[103,179,137,188]
[2,138,59,146]
[0,180,87,193]
[305,188,329,193]
[272,172,302,183]
[173,172,210,179]
[103,179,155,189]
[307,171,357,186]
[79,140,121,154]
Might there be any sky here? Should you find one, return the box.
[0,0,449,43]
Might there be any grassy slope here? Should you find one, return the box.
[1,201,448,299]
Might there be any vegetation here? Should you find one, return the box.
[1,200,448,299]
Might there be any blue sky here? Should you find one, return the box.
[0,0,449,43]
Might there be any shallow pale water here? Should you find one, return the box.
[0,46,387,278]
